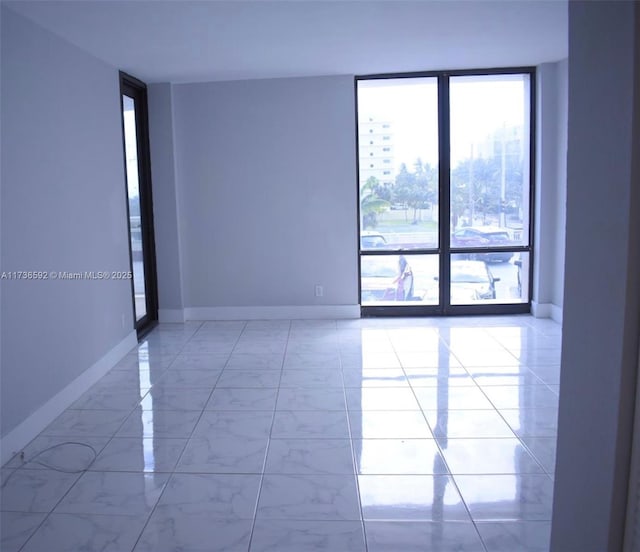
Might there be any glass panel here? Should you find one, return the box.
[361,254,439,306]
[358,78,439,251]
[122,95,147,321]
[449,253,529,305]
[450,74,530,248]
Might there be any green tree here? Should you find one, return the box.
[451,151,523,227]
[360,176,390,228]
[393,161,437,223]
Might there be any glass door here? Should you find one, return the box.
[357,69,534,316]
[120,73,158,335]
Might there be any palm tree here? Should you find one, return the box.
[360,177,390,228]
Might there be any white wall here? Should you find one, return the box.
[171,76,359,318]
[148,83,185,322]
[0,8,134,438]
[551,2,640,549]
[534,59,568,322]
[552,59,568,311]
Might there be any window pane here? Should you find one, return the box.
[122,95,147,321]
[361,254,439,306]
[358,78,439,251]
[450,253,529,305]
[450,74,530,248]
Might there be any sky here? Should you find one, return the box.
[357,74,528,170]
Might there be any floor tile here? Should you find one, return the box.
[454,474,554,520]
[134,513,252,552]
[349,411,432,439]
[280,369,344,388]
[404,369,476,387]
[453,349,520,367]
[265,439,354,474]
[353,439,448,475]
[512,348,562,366]
[176,435,269,473]
[0,511,46,552]
[200,320,247,331]
[276,388,346,411]
[500,408,559,438]
[257,474,361,520]
[283,352,341,370]
[168,353,230,370]
[342,368,409,388]
[244,319,291,330]
[397,351,463,369]
[117,408,201,438]
[54,471,169,515]
[1,469,80,512]
[192,410,273,439]
[521,437,557,474]
[473,371,543,386]
[346,387,420,411]
[423,410,516,440]
[114,353,175,372]
[180,341,236,355]
[233,340,287,355]
[271,410,351,439]
[527,366,561,385]
[154,369,222,388]
[140,386,213,411]
[365,521,486,552]
[216,369,282,388]
[354,352,402,369]
[414,387,495,410]
[250,519,366,551]
[358,475,471,521]
[438,438,545,474]
[1,316,561,551]
[206,388,278,411]
[90,437,187,472]
[71,387,148,411]
[481,385,559,409]
[225,353,284,370]
[20,513,147,552]
[96,369,160,388]
[41,409,131,437]
[477,520,551,551]
[156,473,261,519]
[3,436,109,471]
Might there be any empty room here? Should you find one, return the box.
[1,1,640,551]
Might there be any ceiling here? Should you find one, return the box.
[5,0,568,84]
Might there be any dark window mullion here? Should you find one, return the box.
[438,75,451,313]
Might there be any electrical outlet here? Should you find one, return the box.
[314,285,323,297]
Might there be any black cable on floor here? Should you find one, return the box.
[1,441,98,489]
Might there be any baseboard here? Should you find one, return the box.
[531,301,563,324]
[184,305,361,320]
[531,301,552,319]
[0,330,137,466]
[550,304,563,324]
[158,308,185,323]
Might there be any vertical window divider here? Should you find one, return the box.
[438,74,451,313]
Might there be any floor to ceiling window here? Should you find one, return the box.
[357,68,534,316]
[120,72,158,336]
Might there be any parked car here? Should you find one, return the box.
[361,256,416,302]
[449,260,500,302]
[450,226,514,262]
[360,231,387,250]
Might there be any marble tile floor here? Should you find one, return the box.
[1,315,560,551]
